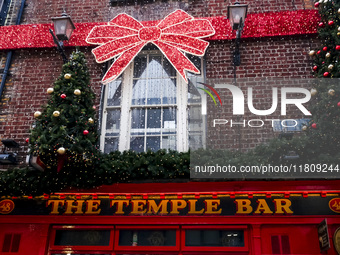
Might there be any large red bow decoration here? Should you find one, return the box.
[86,10,215,84]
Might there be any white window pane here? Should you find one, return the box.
[147,108,161,129]
[107,80,122,106]
[133,55,147,78]
[104,137,119,153]
[132,79,147,105]
[131,109,145,131]
[147,79,162,105]
[163,78,176,104]
[163,108,176,133]
[130,137,144,152]
[146,136,160,151]
[148,55,162,78]
[106,109,120,135]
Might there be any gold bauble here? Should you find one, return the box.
[302,126,308,131]
[338,32,340,36]
[309,50,315,56]
[328,64,334,70]
[74,89,81,96]
[328,89,335,96]
[88,118,94,124]
[64,73,72,79]
[338,8,340,14]
[57,147,66,155]
[311,88,318,96]
[326,53,331,58]
[53,110,60,117]
[34,111,42,118]
[47,88,54,94]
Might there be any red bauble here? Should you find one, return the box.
[336,45,340,51]
[319,22,325,28]
[83,130,89,135]
[324,72,330,77]
[311,123,317,129]
[317,50,321,55]
[314,2,319,7]
[323,46,328,51]
[313,66,318,71]
[60,94,67,99]
[25,138,29,143]
[337,102,340,107]
[328,21,334,26]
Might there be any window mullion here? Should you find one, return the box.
[119,64,133,151]
[177,76,188,152]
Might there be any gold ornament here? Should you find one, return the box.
[34,111,42,118]
[74,89,81,96]
[53,110,60,117]
[338,32,340,36]
[302,126,308,131]
[326,53,331,58]
[47,88,54,94]
[64,73,72,79]
[57,147,66,155]
[88,118,94,124]
[309,50,315,56]
[310,88,318,96]
[328,89,335,96]
[338,27,340,32]
[338,8,340,14]
[328,64,334,70]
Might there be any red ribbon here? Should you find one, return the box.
[86,10,215,84]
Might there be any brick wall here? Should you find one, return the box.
[0,0,320,168]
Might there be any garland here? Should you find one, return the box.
[0,10,319,50]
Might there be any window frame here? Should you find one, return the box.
[181,225,249,252]
[49,225,115,252]
[114,225,181,252]
[100,50,205,153]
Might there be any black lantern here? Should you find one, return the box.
[51,12,75,41]
[227,1,248,31]
[49,11,75,63]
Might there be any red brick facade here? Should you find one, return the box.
[0,0,319,167]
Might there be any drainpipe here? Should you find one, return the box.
[0,0,26,102]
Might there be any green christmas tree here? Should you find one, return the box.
[308,0,340,162]
[29,50,99,171]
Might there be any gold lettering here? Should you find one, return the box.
[147,200,169,214]
[47,200,64,215]
[170,200,187,214]
[111,200,130,214]
[254,199,273,214]
[188,199,204,214]
[205,199,222,214]
[131,200,147,214]
[273,199,293,214]
[86,200,101,215]
[65,200,85,215]
[235,199,253,214]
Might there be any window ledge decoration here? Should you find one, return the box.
[86,10,215,84]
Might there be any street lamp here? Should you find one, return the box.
[227,1,248,66]
[49,11,75,63]
[227,2,248,151]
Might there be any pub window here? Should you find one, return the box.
[115,226,180,252]
[182,226,248,252]
[49,226,114,252]
[101,50,206,153]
